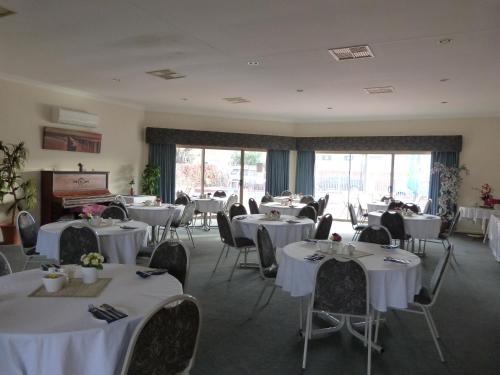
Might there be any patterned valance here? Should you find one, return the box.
[146,127,462,152]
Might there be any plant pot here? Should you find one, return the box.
[81,266,98,284]
[0,223,20,245]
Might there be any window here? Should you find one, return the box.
[175,148,202,196]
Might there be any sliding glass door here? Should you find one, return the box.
[175,147,202,196]
[242,151,267,205]
[204,149,241,197]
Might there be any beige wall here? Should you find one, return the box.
[0,78,146,224]
[294,117,500,206]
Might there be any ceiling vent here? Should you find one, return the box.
[146,69,185,80]
[223,97,251,104]
[364,86,395,94]
[0,5,15,17]
[328,45,374,61]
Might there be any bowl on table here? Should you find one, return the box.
[42,274,65,293]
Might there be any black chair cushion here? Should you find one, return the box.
[235,237,255,248]
[262,264,278,278]
[414,287,432,305]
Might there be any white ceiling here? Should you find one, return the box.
[1,0,500,122]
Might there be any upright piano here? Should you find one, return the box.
[41,171,115,224]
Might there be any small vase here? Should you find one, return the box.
[81,266,98,284]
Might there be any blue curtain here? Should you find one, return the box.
[429,151,459,215]
[295,151,315,196]
[149,143,176,203]
[265,150,290,196]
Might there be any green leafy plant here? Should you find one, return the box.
[0,141,37,224]
[141,164,160,196]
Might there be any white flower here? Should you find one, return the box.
[91,259,98,266]
[83,259,89,266]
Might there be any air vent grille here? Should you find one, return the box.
[146,69,185,80]
[0,5,15,17]
[328,45,374,61]
[364,86,395,94]
[223,97,251,104]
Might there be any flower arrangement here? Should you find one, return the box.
[432,162,469,222]
[266,209,281,220]
[79,204,104,220]
[480,183,493,203]
[80,252,104,270]
[330,233,342,242]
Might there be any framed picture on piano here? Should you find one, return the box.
[42,127,102,154]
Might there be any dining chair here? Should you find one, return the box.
[16,211,46,270]
[248,198,260,214]
[317,197,326,217]
[423,198,432,214]
[380,210,409,249]
[213,190,227,198]
[307,201,320,215]
[261,194,274,203]
[300,195,315,204]
[324,193,330,208]
[348,203,368,241]
[174,194,190,206]
[170,202,196,247]
[423,211,460,263]
[149,240,190,288]
[402,203,420,214]
[224,194,238,214]
[388,200,404,210]
[0,252,13,276]
[109,200,129,218]
[380,195,391,202]
[302,256,374,374]
[357,197,369,222]
[213,212,255,281]
[314,214,333,240]
[281,190,292,196]
[251,225,278,317]
[59,223,100,265]
[391,245,453,362]
[358,225,392,245]
[298,205,317,223]
[229,203,247,220]
[120,294,201,375]
[101,205,127,220]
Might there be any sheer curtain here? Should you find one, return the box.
[149,143,176,203]
[265,150,290,196]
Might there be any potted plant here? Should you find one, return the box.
[431,162,468,224]
[0,141,37,243]
[80,252,104,284]
[141,164,160,196]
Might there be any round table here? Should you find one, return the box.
[275,241,422,312]
[367,211,441,239]
[232,214,315,248]
[37,220,148,264]
[274,196,301,204]
[0,264,183,375]
[259,202,306,216]
[192,198,226,230]
[127,204,183,226]
[366,202,389,212]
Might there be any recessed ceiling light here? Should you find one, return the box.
[146,69,185,80]
[328,45,374,61]
[439,78,450,82]
[223,97,251,104]
[441,101,448,104]
[112,78,121,82]
[364,86,395,94]
[0,5,15,17]
[296,89,304,93]
[247,61,260,66]
[327,107,333,110]
[439,38,453,45]
[181,98,188,101]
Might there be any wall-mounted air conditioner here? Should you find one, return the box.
[51,107,99,128]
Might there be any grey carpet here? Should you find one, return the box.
[182,222,500,375]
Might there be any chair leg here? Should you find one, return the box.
[264,285,277,306]
[367,313,373,375]
[426,308,440,339]
[422,307,445,362]
[228,249,242,281]
[212,244,227,274]
[251,283,268,317]
[374,310,381,344]
[302,308,312,369]
[186,227,195,247]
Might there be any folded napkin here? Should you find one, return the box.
[88,304,128,323]
[136,269,168,278]
[120,225,138,230]
[380,244,399,249]
[235,216,247,220]
[286,220,300,224]
[384,256,410,264]
[304,254,325,262]
[303,239,318,243]
[296,215,306,219]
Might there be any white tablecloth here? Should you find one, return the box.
[0,264,183,375]
[274,196,301,204]
[122,195,157,204]
[275,241,422,312]
[232,214,315,248]
[368,211,441,239]
[192,198,226,213]
[459,206,500,222]
[367,202,389,212]
[259,202,306,216]
[486,214,500,261]
[127,204,183,226]
[36,220,148,264]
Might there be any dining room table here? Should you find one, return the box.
[366,202,390,212]
[485,213,500,261]
[36,219,148,264]
[367,211,441,240]
[191,197,227,230]
[0,264,183,375]
[127,203,183,243]
[259,202,307,216]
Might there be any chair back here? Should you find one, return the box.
[402,203,419,214]
[380,195,391,202]
[114,195,127,206]
[358,225,392,245]
[256,226,278,279]
[430,245,452,298]
[0,252,12,276]
[324,193,330,207]
[317,197,326,217]
[179,202,196,226]
[313,257,369,316]
[380,211,406,240]
[348,203,358,226]
[248,198,260,214]
[447,211,461,237]
[388,200,404,210]
[224,194,238,213]
[314,214,332,240]
[174,195,190,205]
[261,194,273,203]
[300,195,314,204]
[229,203,247,220]
[59,224,100,265]
[110,201,129,217]
[16,211,38,250]
[101,206,127,220]
[298,206,317,222]
[121,294,201,375]
[423,199,432,214]
[281,190,292,196]
[213,190,226,198]
[149,240,189,287]
[307,201,320,214]
[216,212,236,247]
